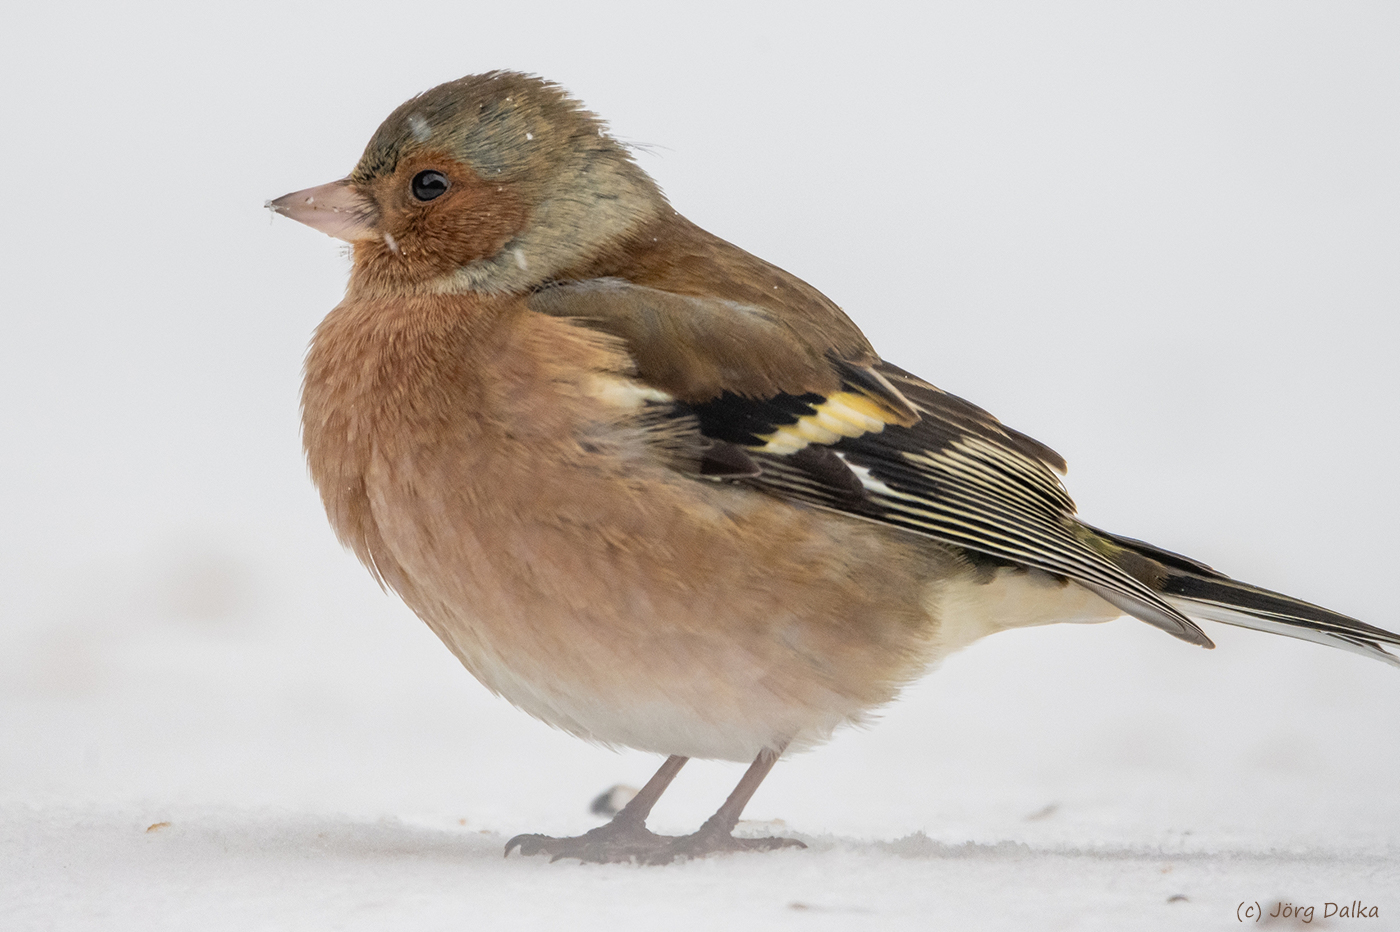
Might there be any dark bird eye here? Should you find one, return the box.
[411,170,450,201]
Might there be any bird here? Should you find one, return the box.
[270,70,1400,865]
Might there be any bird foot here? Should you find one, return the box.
[639,824,806,865]
[504,818,805,865]
[504,817,677,863]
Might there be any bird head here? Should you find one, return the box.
[269,71,666,295]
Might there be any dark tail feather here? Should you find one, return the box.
[1095,529,1400,669]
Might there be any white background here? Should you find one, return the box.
[2,2,1397,929]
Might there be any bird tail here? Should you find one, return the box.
[1090,527,1400,669]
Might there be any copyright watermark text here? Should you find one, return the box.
[1237,901,1379,923]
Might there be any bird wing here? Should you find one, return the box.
[529,278,1212,647]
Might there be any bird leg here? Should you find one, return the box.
[505,754,688,862]
[643,744,805,865]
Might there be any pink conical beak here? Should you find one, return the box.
[267,179,378,242]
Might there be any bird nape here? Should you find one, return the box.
[270,70,1399,865]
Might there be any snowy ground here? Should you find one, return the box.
[7,811,1394,931]
[3,544,1397,930]
[3,2,1399,930]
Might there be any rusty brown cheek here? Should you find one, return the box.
[354,179,531,283]
[413,179,531,272]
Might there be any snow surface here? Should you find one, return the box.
[4,551,1397,930]
[3,2,1399,930]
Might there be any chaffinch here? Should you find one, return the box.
[271,71,1399,864]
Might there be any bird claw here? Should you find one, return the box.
[502,833,551,858]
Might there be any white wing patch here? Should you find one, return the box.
[832,452,897,495]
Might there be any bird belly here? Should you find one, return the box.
[361,445,956,762]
